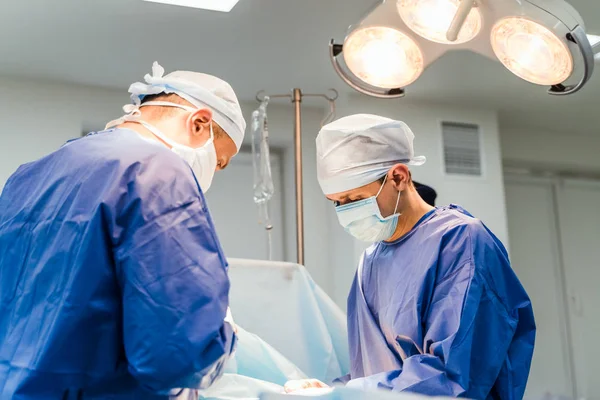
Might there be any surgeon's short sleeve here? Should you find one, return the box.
[111,154,235,394]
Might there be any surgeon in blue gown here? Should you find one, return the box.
[286,114,536,399]
[0,62,246,399]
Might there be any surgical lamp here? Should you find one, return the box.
[330,0,598,98]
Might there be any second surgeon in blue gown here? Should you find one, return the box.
[0,63,246,399]
[286,114,536,399]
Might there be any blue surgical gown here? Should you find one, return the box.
[0,129,235,399]
[344,205,535,399]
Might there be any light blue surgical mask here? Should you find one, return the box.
[335,176,401,242]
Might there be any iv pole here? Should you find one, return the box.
[255,88,338,266]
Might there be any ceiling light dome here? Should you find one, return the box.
[343,26,425,88]
[397,0,482,44]
[491,17,573,85]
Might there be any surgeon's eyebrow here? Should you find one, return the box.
[333,195,351,205]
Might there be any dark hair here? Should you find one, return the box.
[413,181,437,206]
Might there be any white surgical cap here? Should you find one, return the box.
[316,114,426,195]
[127,62,246,151]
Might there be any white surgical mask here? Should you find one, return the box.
[107,101,218,193]
[140,119,217,193]
[335,175,401,242]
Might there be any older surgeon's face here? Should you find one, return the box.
[181,108,237,172]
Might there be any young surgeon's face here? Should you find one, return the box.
[326,179,390,219]
[325,164,411,218]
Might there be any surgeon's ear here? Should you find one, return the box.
[190,108,213,138]
[389,164,411,191]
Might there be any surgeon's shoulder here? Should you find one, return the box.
[434,204,506,267]
[105,129,184,163]
[100,129,195,181]
[436,206,523,310]
[432,204,488,234]
[89,129,201,202]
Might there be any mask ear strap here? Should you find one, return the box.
[378,171,402,214]
[141,101,215,146]
[375,174,388,197]
[140,101,198,113]
[206,121,215,145]
[393,189,401,214]
[191,117,215,146]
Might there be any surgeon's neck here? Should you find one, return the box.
[385,189,434,243]
[118,122,161,143]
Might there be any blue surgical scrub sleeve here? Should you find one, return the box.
[113,154,235,393]
[347,265,510,395]
[0,129,235,398]
[345,207,535,399]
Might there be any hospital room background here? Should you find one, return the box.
[0,0,599,399]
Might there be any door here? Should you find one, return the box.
[205,150,286,261]
[505,177,574,399]
[556,179,600,400]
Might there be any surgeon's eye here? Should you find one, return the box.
[333,201,341,207]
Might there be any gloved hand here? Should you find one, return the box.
[283,379,329,393]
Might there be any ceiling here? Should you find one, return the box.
[1,0,599,135]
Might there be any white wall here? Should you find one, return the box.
[0,76,510,310]
[205,151,287,262]
[505,177,574,399]
[501,126,600,399]
[0,75,336,295]
[501,126,600,170]
[0,76,127,188]
[242,103,335,294]
[326,95,509,307]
